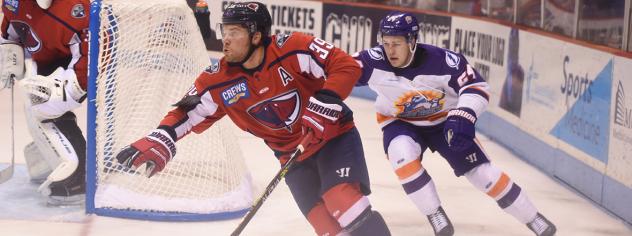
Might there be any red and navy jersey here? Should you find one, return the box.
[160,32,361,162]
[1,0,89,89]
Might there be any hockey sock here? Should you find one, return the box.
[465,163,538,223]
[387,135,442,215]
[396,162,442,215]
[344,208,391,236]
[307,200,343,236]
[322,183,369,228]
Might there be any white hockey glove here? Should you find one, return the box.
[0,43,25,90]
[22,67,86,120]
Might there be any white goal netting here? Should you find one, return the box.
[88,0,253,220]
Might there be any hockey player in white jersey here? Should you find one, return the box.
[353,11,556,236]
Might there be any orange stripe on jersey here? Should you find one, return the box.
[465,86,490,98]
[487,173,510,198]
[395,159,423,180]
[376,112,393,124]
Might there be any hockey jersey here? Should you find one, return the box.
[160,32,360,162]
[354,44,490,128]
[1,0,89,89]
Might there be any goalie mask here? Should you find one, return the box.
[378,11,420,53]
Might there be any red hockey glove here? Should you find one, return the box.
[301,90,353,146]
[115,129,176,178]
[444,107,477,152]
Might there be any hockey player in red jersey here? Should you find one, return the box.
[0,0,88,204]
[353,12,556,236]
[115,2,391,235]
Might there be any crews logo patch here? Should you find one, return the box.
[247,90,301,131]
[71,4,86,18]
[221,80,250,106]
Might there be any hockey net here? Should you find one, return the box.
[87,0,253,220]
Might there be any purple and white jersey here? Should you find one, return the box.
[353,44,490,128]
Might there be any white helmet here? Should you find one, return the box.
[36,0,53,9]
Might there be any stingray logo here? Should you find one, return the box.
[614,81,631,129]
[445,51,460,69]
[221,80,250,106]
[247,90,301,132]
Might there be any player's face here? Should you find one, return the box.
[221,24,251,63]
[382,35,412,68]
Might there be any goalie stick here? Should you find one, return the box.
[231,132,312,236]
[0,78,15,184]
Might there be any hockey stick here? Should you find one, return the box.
[0,78,15,184]
[231,133,312,236]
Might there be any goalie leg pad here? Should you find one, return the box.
[24,99,63,173]
[23,142,53,183]
[23,108,86,197]
[44,112,86,198]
